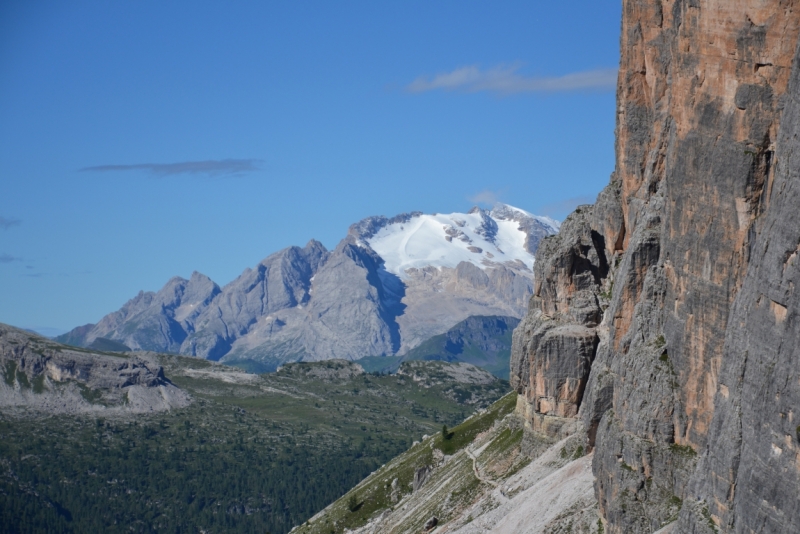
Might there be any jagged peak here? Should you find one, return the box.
[358,205,557,278]
[348,211,424,241]
[303,238,327,252]
[490,203,561,232]
[188,270,214,282]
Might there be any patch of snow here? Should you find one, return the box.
[365,205,555,279]
[173,303,197,322]
[493,203,561,233]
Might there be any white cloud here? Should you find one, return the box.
[407,64,617,95]
[539,195,596,217]
[469,190,503,205]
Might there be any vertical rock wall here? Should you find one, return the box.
[511,1,800,532]
[676,31,800,534]
[510,205,610,437]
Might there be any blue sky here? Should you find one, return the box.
[0,1,621,334]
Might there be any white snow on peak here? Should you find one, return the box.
[364,204,558,279]
[491,203,561,233]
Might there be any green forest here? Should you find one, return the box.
[0,358,509,533]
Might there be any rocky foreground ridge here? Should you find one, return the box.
[510,1,800,533]
[0,323,189,414]
[58,205,555,370]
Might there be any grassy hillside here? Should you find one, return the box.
[291,392,523,534]
[0,356,510,534]
[295,391,599,534]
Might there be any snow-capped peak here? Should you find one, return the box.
[360,204,559,279]
[490,203,561,233]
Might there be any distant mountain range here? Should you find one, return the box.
[57,204,557,370]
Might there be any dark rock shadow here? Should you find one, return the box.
[374,266,406,354]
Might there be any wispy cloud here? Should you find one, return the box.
[0,253,22,263]
[0,216,21,229]
[407,64,618,95]
[539,195,596,218]
[469,189,505,206]
[20,269,90,278]
[79,159,261,177]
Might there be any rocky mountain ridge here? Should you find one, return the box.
[57,205,556,370]
[509,1,800,533]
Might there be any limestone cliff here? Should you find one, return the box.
[511,1,800,532]
[0,323,189,414]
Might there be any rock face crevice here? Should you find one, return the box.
[511,1,800,532]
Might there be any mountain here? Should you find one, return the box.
[57,204,557,370]
[401,315,519,379]
[356,315,520,379]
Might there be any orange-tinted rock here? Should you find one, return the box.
[512,1,800,532]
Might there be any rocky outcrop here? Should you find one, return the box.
[275,359,365,381]
[397,360,498,387]
[511,1,800,532]
[1,323,189,414]
[511,206,609,437]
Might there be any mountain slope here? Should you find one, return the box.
[357,315,520,379]
[292,393,600,534]
[57,204,557,369]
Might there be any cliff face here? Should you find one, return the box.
[511,1,800,532]
[0,324,189,414]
